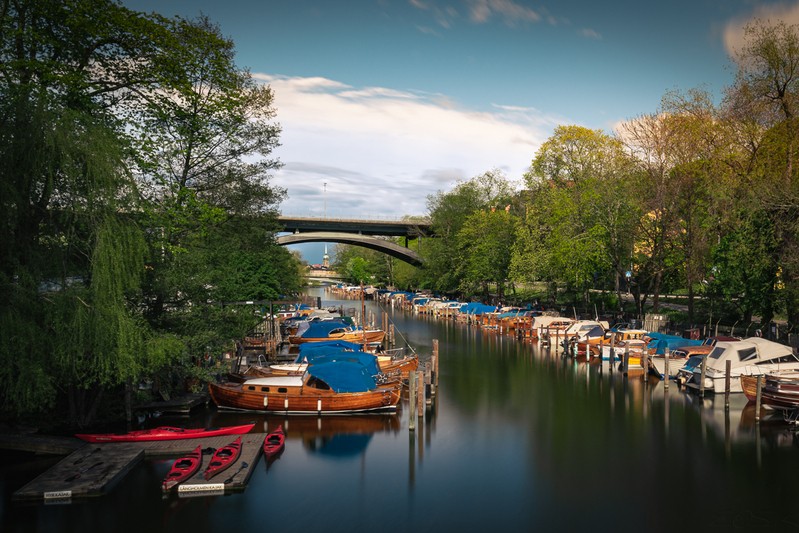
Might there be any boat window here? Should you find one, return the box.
[737,347,757,362]
[247,385,255,391]
[709,347,725,359]
[306,376,331,390]
[277,387,288,393]
[261,387,268,392]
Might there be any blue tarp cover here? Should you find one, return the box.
[295,319,354,338]
[298,340,363,358]
[646,332,703,354]
[307,361,378,392]
[459,302,498,315]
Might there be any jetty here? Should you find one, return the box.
[11,432,266,502]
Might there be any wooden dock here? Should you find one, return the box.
[12,432,266,502]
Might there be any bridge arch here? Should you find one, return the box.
[277,232,423,267]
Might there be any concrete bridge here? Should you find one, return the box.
[276,216,432,266]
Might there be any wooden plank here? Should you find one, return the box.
[174,433,264,495]
[11,433,265,501]
[0,433,84,455]
[12,443,144,502]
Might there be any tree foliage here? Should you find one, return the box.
[0,0,300,427]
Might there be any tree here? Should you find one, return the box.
[0,0,186,424]
[457,208,518,301]
[513,126,638,308]
[424,170,516,296]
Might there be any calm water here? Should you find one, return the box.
[4,288,799,532]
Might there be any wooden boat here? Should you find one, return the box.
[269,341,418,380]
[263,425,286,459]
[162,445,202,491]
[209,361,403,415]
[204,436,242,480]
[288,326,385,346]
[741,371,799,408]
[76,423,255,443]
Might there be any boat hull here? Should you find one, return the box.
[263,426,286,459]
[204,437,242,481]
[208,381,402,414]
[162,445,202,491]
[75,423,255,443]
[288,329,386,346]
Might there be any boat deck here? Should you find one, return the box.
[12,432,266,502]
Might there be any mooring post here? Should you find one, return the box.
[424,362,432,405]
[432,339,439,390]
[699,355,707,397]
[664,347,670,389]
[641,350,649,379]
[416,370,425,418]
[623,346,630,376]
[409,372,417,431]
[724,360,732,409]
[755,374,763,422]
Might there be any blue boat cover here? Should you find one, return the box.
[295,319,355,338]
[307,361,378,392]
[645,332,703,355]
[298,340,363,359]
[459,302,498,315]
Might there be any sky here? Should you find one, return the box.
[120,0,799,262]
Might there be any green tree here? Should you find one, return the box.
[424,170,516,295]
[0,0,185,424]
[457,208,518,301]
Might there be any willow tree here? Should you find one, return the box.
[0,0,185,425]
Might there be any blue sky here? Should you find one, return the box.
[120,0,798,262]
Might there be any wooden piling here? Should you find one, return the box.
[699,355,707,397]
[623,346,630,376]
[641,350,649,379]
[416,370,425,418]
[409,372,418,431]
[724,360,732,409]
[755,375,763,422]
[664,347,670,390]
[432,339,439,390]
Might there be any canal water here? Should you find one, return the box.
[4,288,799,532]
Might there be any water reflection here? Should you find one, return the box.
[8,290,799,531]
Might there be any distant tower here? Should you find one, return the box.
[323,181,329,268]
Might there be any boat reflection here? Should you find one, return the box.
[268,413,401,461]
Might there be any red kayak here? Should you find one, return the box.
[263,425,285,459]
[76,423,254,443]
[204,436,242,480]
[162,445,202,491]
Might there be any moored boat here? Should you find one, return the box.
[75,423,255,443]
[741,370,799,409]
[677,337,799,393]
[162,445,202,491]
[204,436,243,480]
[288,319,385,346]
[209,360,403,415]
[263,426,286,459]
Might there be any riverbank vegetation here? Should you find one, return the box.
[335,20,799,336]
[0,1,303,428]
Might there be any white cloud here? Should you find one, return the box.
[468,0,540,25]
[254,73,559,218]
[723,2,799,60]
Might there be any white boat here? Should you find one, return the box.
[676,337,799,393]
